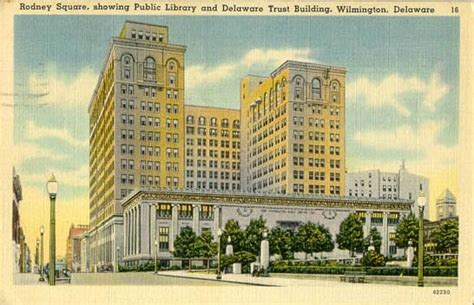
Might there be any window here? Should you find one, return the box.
[159,227,169,250]
[312,78,321,99]
[179,204,193,219]
[144,57,156,80]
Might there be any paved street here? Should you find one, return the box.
[14,272,236,286]
[14,272,457,287]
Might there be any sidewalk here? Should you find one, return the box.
[156,270,457,287]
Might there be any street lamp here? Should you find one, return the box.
[216,228,223,280]
[154,240,158,273]
[39,226,44,281]
[417,192,426,287]
[46,173,58,286]
[116,246,120,273]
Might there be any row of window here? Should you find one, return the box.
[186,148,240,159]
[186,138,241,149]
[186,116,240,129]
[186,159,240,170]
[120,100,180,114]
[293,183,341,195]
[185,181,241,191]
[186,170,240,180]
[186,127,240,138]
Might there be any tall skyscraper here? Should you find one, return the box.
[240,61,346,195]
[88,21,186,271]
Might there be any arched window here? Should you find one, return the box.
[276,82,281,105]
[293,76,304,100]
[144,57,156,80]
[167,60,177,87]
[312,78,321,99]
[233,120,240,129]
[122,55,134,81]
[331,80,340,92]
[198,116,206,126]
[186,115,194,125]
[263,93,268,114]
[210,117,217,127]
[221,119,229,128]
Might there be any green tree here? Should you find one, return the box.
[241,216,267,255]
[195,230,218,272]
[269,227,295,259]
[361,250,385,267]
[363,227,382,253]
[431,219,459,254]
[221,219,245,253]
[336,213,364,256]
[394,212,419,250]
[295,222,334,259]
[173,227,199,270]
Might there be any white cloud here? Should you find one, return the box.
[352,120,457,173]
[20,163,89,189]
[25,121,88,148]
[240,48,312,67]
[26,64,99,109]
[186,47,313,89]
[347,72,449,116]
[14,142,68,165]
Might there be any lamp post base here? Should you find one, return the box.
[39,277,45,282]
[417,281,424,287]
[216,273,222,280]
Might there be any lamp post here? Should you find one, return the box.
[46,173,58,286]
[116,246,120,273]
[39,226,44,281]
[154,240,158,273]
[36,239,40,274]
[216,228,223,280]
[417,192,426,287]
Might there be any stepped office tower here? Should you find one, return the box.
[88,21,186,271]
[241,61,346,195]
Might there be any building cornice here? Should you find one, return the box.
[121,188,413,211]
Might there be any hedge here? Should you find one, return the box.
[269,265,457,277]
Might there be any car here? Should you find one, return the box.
[44,262,71,280]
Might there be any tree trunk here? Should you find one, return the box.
[207,258,210,274]
[189,258,191,271]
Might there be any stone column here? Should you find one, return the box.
[213,205,221,240]
[170,204,179,252]
[141,204,150,255]
[365,211,372,237]
[137,206,141,255]
[382,212,389,256]
[132,208,136,255]
[192,204,200,234]
[150,204,157,256]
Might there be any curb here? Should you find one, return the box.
[154,273,280,287]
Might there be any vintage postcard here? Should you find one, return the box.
[0,1,472,305]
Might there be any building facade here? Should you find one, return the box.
[435,189,456,221]
[185,106,241,191]
[80,233,90,273]
[65,224,89,272]
[120,189,411,266]
[345,162,429,218]
[88,21,186,271]
[12,167,22,273]
[240,61,346,196]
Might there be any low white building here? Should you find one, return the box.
[120,188,412,267]
[345,161,429,219]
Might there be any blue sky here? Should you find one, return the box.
[13,15,459,255]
